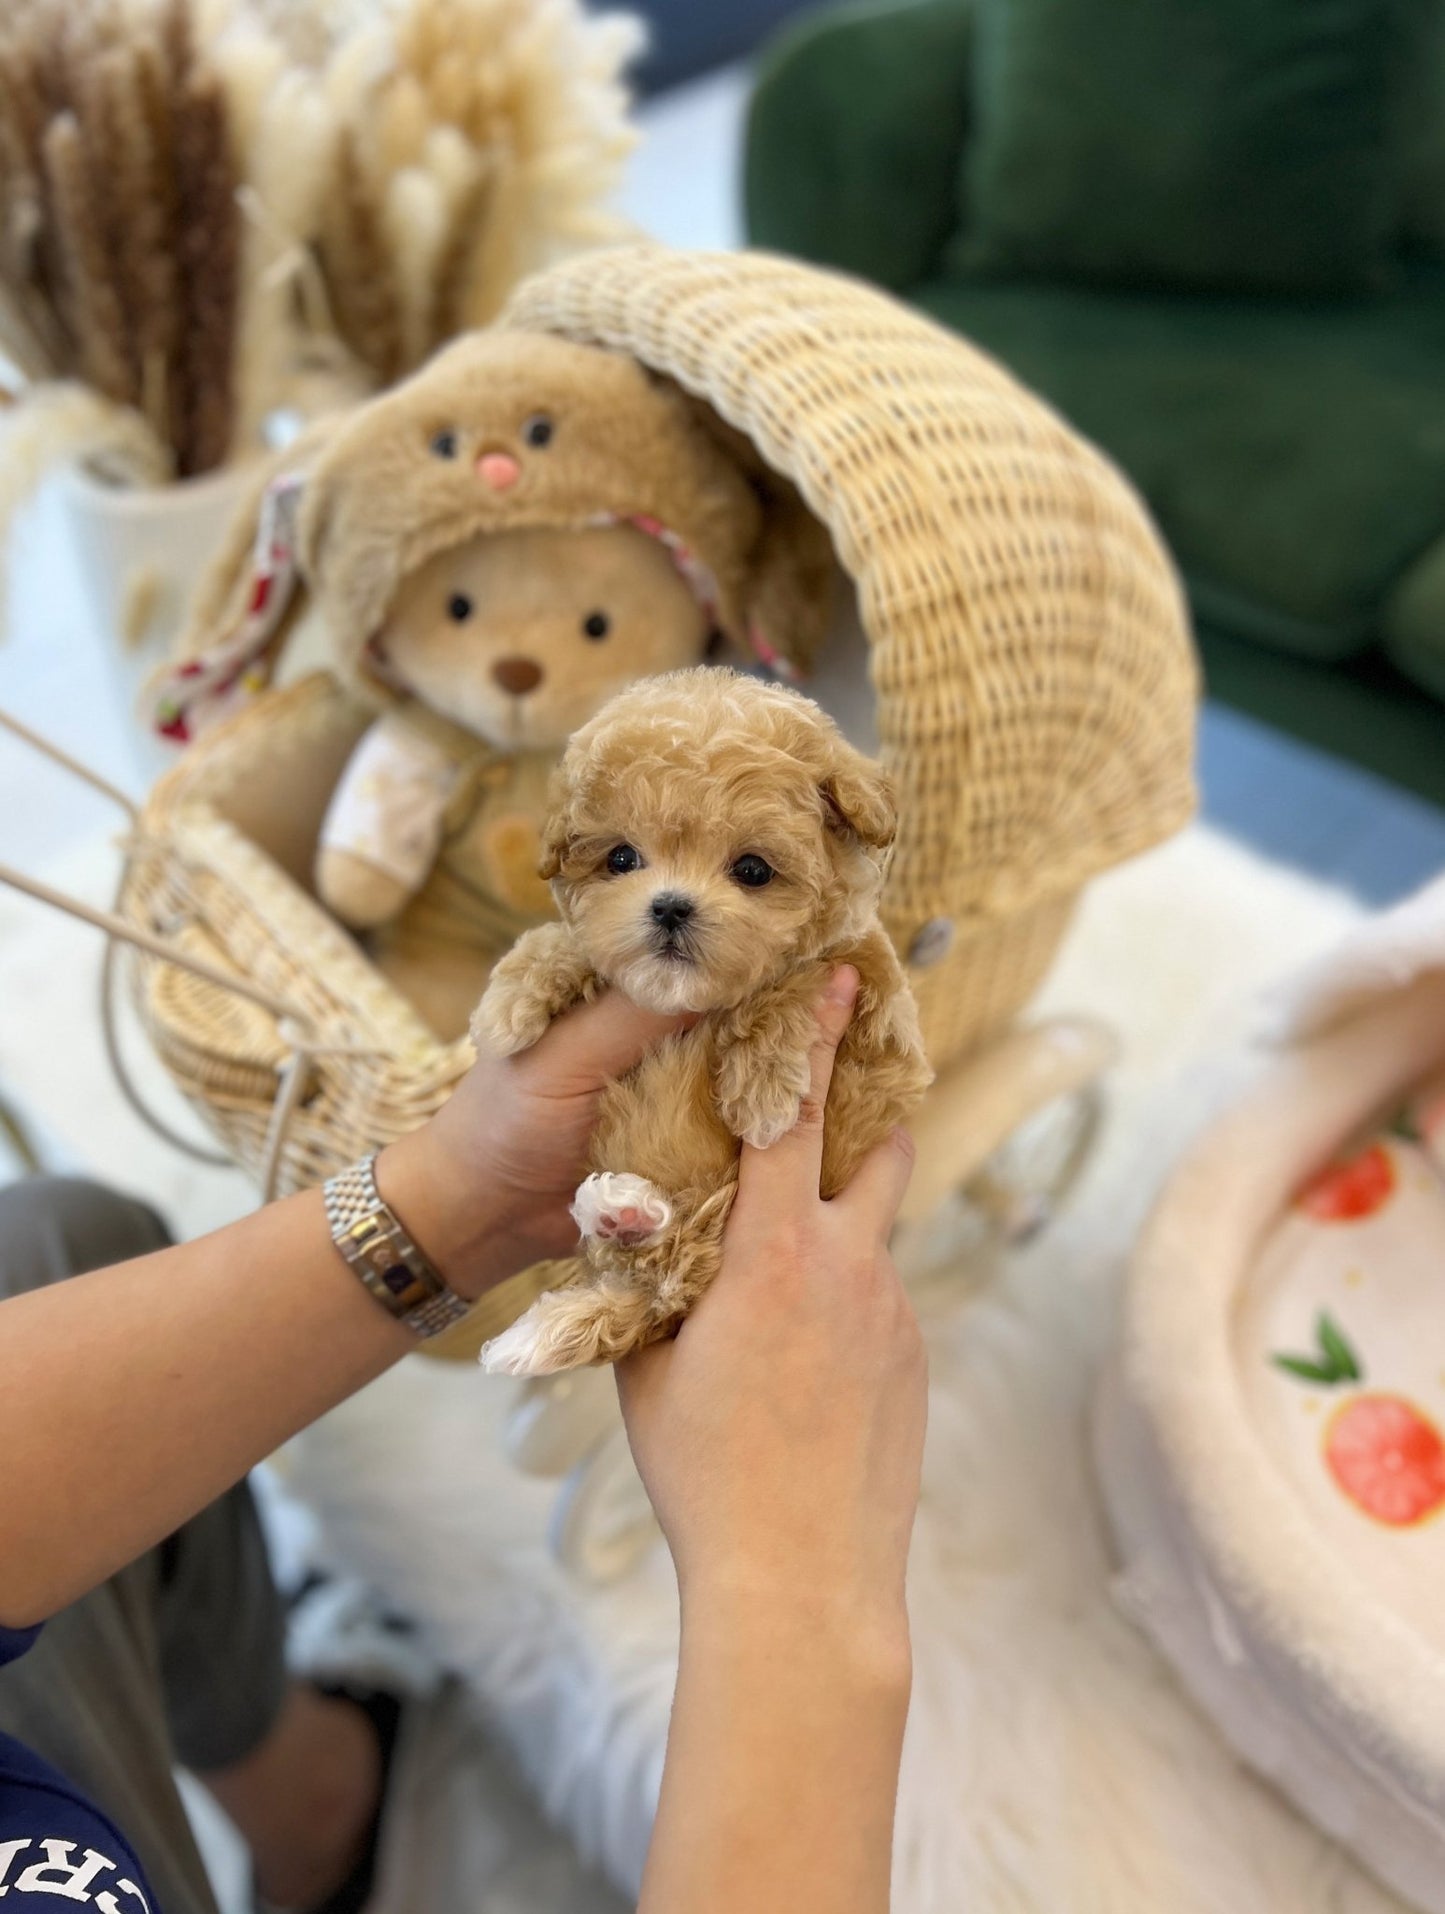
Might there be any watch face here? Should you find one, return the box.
[381,1262,413,1298]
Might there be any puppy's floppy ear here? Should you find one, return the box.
[538,767,576,880]
[538,818,569,882]
[820,744,897,850]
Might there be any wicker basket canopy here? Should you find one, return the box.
[502,248,1198,1061]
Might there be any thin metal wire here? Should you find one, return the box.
[0,699,275,1165]
[0,699,396,1191]
[258,1048,316,1203]
[0,705,139,822]
[99,932,235,1168]
[0,855,305,1022]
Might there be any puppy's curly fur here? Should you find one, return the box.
[472,668,933,1374]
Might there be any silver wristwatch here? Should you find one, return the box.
[323,1153,472,1339]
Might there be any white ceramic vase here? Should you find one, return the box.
[53,458,252,789]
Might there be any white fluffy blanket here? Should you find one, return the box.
[275,824,1428,1913]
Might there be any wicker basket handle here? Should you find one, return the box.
[0,707,304,1021]
[0,704,335,1181]
[0,707,139,822]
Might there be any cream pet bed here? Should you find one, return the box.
[1098,876,1445,1914]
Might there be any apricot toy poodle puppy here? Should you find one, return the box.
[472,667,933,1374]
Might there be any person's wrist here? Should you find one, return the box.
[679,1569,913,1702]
[373,1128,515,1303]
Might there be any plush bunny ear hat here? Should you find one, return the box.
[156,329,836,740]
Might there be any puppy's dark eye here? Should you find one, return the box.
[731,854,774,888]
[522,413,554,448]
[447,593,473,622]
[430,428,459,459]
[582,610,610,641]
[606,844,642,876]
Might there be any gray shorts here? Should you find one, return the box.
[0,1178,289,1914]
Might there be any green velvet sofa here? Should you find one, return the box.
[744,0,1445,805]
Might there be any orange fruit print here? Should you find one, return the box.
[1297,1142,1396,1222]
[1324,1394,1445,1526]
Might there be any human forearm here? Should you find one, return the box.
[640,1590,912,1914]
[0,1136,497,1627]
[0,986,693,1627]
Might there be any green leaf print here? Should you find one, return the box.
[1316,1311,1362,1381]
[1271,1354,1341,1384]
[1271,1311,1365,1387]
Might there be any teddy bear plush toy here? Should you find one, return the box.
[305,520,712,1039]
[155,329,836,1039]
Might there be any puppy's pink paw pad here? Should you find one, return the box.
[571,1172,672,1248]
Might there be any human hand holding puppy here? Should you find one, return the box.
[379,984,696,1292]
[618,965,924,1628]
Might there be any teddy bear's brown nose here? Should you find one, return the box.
[492,656,544,696]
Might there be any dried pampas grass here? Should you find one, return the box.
[291,0,645,378]
[42,113,133,408]
[0,0,644,488]
[414,0,646,318]
[0,0,241,473]
[322,123,406,385]
[172,70,240,473]
[222,64,338,449]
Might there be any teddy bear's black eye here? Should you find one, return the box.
[731,854,774,889]
[447,593,473,622]
[522,413,554,448]
[606,844,641,876]
[582,611,610,641]
[430,428,459,459]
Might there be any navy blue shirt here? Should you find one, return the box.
[0,1625,159,1910]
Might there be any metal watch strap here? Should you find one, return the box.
[323,1154,471,1339]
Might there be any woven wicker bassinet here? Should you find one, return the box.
[121,247,1196,1327]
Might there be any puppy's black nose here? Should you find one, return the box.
[650,892,695,933]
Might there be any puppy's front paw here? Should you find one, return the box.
[571,1172,673,1248]
[738,1100,802,1150]
[471,977,554,1057]
[718,1053,812,1150]
[469,927,598,1057]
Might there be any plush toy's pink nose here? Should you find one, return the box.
[477,451,521,492]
